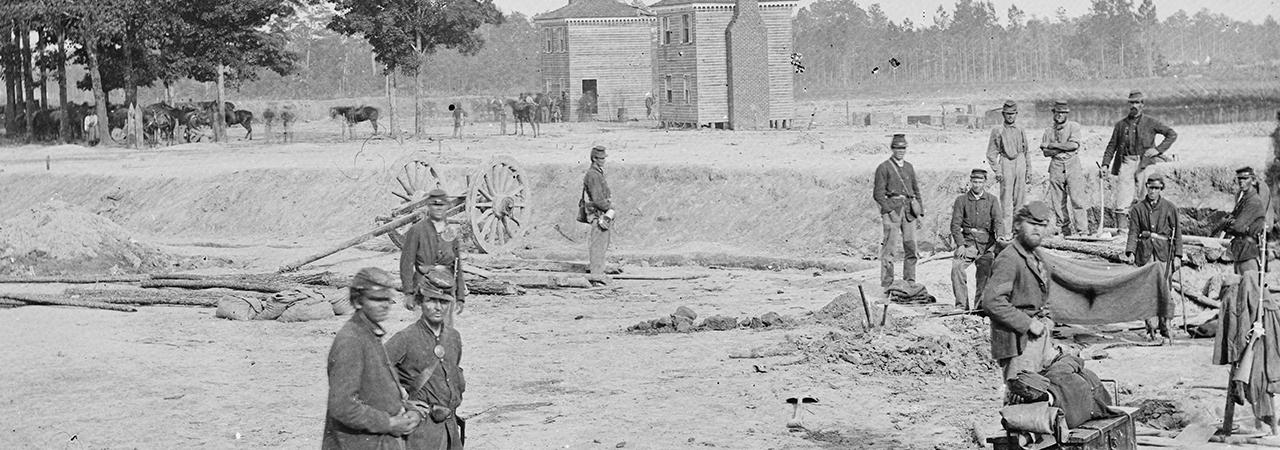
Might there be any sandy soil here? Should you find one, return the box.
[0,114,1275,449]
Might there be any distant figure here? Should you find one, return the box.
[645,92,655,120]
[330,106,381,140]
[986,100,1030,235]
[1040,100,1088,236]
[1101,90,1177,232]
[280,105,296,144]
[261,105,277,144]
[1265,110,1280,225]
[493,98,507,135]
[872,133,923,289]
[449,103,466,139]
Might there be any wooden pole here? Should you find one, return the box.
[277,211,422,273]
[215,65,227,142]
[857,285,874,329]
[0,293,137,312]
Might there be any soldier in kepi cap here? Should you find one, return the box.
[387,275,466,449]
[1123,172,1182,344]
[1101,90,1177,232]
[873,133,923,288]
[987,100,1031,234]
[323,267,421,449]
[981,201,1056,403]
[949,168,1003,311]
[1040,100,1089,236]
[581,145,615,282]
[401,189,467,325]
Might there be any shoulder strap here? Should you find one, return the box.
[888,163,914,197]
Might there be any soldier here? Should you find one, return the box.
[1212,166,1276,435]
[1101,90,1177,231]
[981,201,1055,403]
[581,145,615,281]
[387,280,466,450]
[950,168,1003,311]
[873,133,923,288]
[400,189,467,324]
[1040,100,1088,236]
[322,267,421,449]
[450,103,466,139]
[1122,173,1182,344]
[987,100,1031,234]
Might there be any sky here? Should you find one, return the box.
[495,0,1278,26]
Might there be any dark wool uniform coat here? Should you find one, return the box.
[872,159,922,217]
[981,240,1051,361]
[323,313,407,450]
[1223,189,1266,262]
[399,221,466,302]
[1126,197,1183,266]
[582,165,611,215]
[386,319,466,450]
[1101,114,1177,176]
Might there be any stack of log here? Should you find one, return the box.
[1043,234,1250,269]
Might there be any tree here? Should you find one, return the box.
[328,0,502,137]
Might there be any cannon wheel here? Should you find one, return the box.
[465,157,528,254]
[385,159,444,248]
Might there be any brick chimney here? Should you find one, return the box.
[725,0,769,130]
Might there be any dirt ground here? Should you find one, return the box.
[0,114,1276,449]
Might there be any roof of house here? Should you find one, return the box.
[534,0,648,21]
[649,0,794,7]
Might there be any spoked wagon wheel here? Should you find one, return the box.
[465,157,529,254]
[383,159,446,248]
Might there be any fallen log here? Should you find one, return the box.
[0,274,150,284]
[1040,237,1126,262]
[472,259,622,275]
[65,288,225,307]
[489,274,592,289]
[0,298,24,307]
[140,279,296,293]
[1172,283,1221,309]
[467,279,523,296]
[0,293,137,312]
[611,273,709,281]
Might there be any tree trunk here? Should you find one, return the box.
[124,25,138,148]
[57,19,69,143]
[21,20,36,141]
[215,65,227,142]
[37,29,46,111]
[3,21,15,138]
[85,26,110,145]
[385,72,396,138]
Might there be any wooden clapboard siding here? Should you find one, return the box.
[654,8,700,124]
[566,19,654,121]
[538,21,571,99]
[761,4,794,121]
[695,6,733,125]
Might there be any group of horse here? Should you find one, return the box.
[5,101,283,146]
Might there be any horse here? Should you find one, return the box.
[329,106,380,140]
[142,103,180,146]
[505,98,540,137]
[225,109,254,140]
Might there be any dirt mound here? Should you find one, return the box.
[795,315,996,379]
[0,200,174,275]
[1126,398,1189,431]
[812,292,882,332]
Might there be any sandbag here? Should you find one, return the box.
[258,287,324,320]
[278,297,335,322]
[254,298,289,321]
[215,296,264,321]
[327,289,354,316]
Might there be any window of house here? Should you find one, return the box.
[682,75,690,103]
[665,75,673,103]
[662,17,671,45]
[682,15,690,43]
[559,27,568,53]
[545,28,553,53]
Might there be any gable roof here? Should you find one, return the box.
[649,0,793,7]
[534,0,648,21]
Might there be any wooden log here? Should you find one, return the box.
[467,279,522,296]
[462,266,493,279]
[611,273,709,281]
[1040,237,1126,262]
[489,274,591,289]
[472,259,622,275]
[140,279,295,293]
[1173,284,1221,309]
[0,293,137,312]
[0,274,150,284]
[65,288,225,307]
[0,298,25,307]
[1182,235,1229,248]
[277,211,422,273]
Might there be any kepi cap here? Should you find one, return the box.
[1128,90,1145,102]
[1237,167,1256,179]
[351,267,399,299]
[1015,201,1053,225]
[591,145,607,158]
[1145,173,1165,188]
[889,133,908,149]
[426,189,449,205]
[1001,100,1018,114]
[1051,100,1070,113]
[970,168,988,179]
